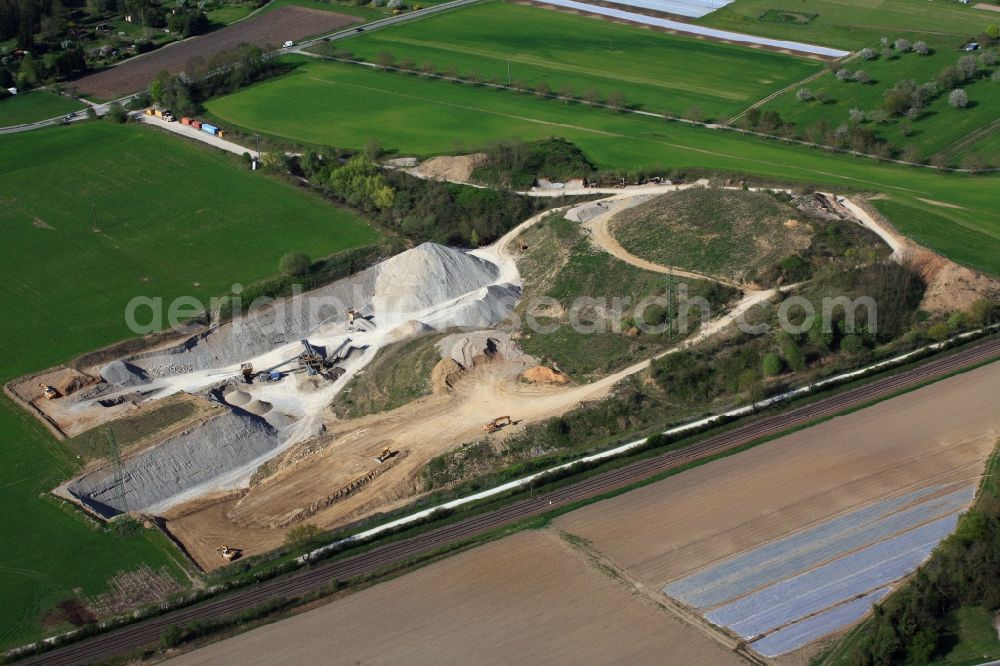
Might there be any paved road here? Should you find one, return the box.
[133,113,260,157]
[18,337,999,665]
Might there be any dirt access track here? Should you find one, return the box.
[70,7,361,100]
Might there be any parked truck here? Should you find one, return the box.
[144,106,175,121]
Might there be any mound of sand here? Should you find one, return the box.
[438,330,529,368]
[919,262,1000,314]
[521,366,570,385]
[373,243,500,316]
[100,360,150,387]
[225,389,251,406]
[244,399,273,416]
[414,153,487,184]
[431,357,465,394]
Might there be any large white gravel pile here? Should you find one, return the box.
[373,243,499,315]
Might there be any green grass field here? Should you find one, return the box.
[763,46,1000,163]
[335,1,821,122]
[699,0,998,50]
[207,59,1000,275]
[0,121,377,648]
[610,188,805,280]
[0,91,86,127]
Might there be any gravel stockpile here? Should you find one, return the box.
[244,399,273,416]
[438,329,533,371]
[129,243,516,376]
[373,243,500,315]
[131,269,377,375]
[64,410,282,518]
[225,389,252,406]
[100,360,150,387]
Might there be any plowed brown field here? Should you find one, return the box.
[554,361,1000,591]
[71,7,360,99]
[169,530,747,665]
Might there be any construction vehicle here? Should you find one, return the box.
[375,447,395,463]
[483,415,512,433]
[347,307,361,324]
[217,545,241,562]
[39,384,59,400]
[240,363,254,384]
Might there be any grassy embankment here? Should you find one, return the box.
[0,121,377,649]
[0,91,85,126]
[610,188,812,281]
[331,334,446,418]
[207,59,1000,275]
[336,0,822,122]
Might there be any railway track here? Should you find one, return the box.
[21,337,1000,665]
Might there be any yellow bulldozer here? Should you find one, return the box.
[375,446,395,463]
[483,415,512,433]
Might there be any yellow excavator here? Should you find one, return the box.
[483,415,512,433]
[375,447,395,463]
[218,545,241,561]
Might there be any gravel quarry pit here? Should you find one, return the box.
[55,242,524,524]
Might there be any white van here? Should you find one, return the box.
[283,40,294,48]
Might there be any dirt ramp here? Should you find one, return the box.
[61,409,281,518]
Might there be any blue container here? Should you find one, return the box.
[201,124,218,135]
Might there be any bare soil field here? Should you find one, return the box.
[70,7,361,99]
[554,361,1000,591]
[169,529,747,665]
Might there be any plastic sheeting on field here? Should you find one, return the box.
[596,0,732,19]
[664,485,973,609]
[536,0,851,57]
[706,513,961,639]
[750,588,891,657]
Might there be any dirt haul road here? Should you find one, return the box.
[171,529,746,666]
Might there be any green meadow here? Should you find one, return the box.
[335,1,822,121]
[0,121,377,647]
[208,59,1000,275]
